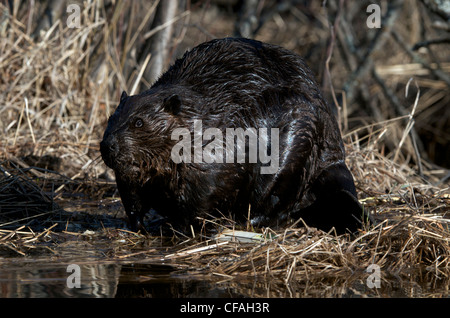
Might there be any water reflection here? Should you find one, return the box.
[0,263,120,297]
[0,262,449,298]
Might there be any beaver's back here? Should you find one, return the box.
[153,38,330,117]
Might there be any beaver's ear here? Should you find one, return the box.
[120,91,128,102]
[163,94,181,115]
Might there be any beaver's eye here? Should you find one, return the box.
[134,118,144,128]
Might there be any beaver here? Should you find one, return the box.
[100,37,366,234]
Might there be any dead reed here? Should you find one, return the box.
[159,177,449,281]
[0,163,60,229]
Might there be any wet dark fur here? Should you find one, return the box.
[100,38,366,234]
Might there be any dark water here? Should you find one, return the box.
[1,254,449,298]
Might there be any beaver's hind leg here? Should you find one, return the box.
[295,163,368,234]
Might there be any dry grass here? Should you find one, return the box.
[0,0,449,285]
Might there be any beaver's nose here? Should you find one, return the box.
[100,135,119,167]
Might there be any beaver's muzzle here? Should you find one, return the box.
[100,134,119,168]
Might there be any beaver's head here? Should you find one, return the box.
[100,89,184,183]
